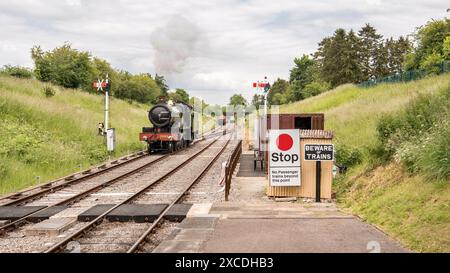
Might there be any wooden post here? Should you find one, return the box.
[315,161,321,202]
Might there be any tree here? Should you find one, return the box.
[0,65,33,79]
[358,24,383,78]
[114,74,161,103]
[373,40,390,77]
[251,94,264,110]
[268,78,289,104]
[154,74,169,97]
[31,43,93,89]
[443,36,450,60]
[420,52,444,74]
[168,88,189,103]
[92,57,118,94]
[315,28,362,87]
[406,18,450,69]
[229,94,247,106]
[288,55,318,100]
[345,29,364,82]
[387,36,411,73]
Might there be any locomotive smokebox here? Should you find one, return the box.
[148,104,172,128]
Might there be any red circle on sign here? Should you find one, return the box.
[276,134,293,151]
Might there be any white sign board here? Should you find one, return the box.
[268,129,301,186]
[106,128,115,151]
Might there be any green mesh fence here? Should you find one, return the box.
[358,61,450,88]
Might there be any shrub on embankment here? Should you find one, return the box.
[375,85,450,180]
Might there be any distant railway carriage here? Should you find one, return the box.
[140,99,197,153]
[217,115,226,126]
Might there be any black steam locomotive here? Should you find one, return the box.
[140,99,197,153]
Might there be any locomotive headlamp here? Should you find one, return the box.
[143,136,148,141]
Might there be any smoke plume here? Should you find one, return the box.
[150,16,201,75]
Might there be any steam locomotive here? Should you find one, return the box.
[139,99,197,153]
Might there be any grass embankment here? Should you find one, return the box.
[0,76,150,194]
[279,73,450,252]
[0,76,215,194]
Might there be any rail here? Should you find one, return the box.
[224,140,242,201]
[127,138,230,252]
[0,150,147,203]
[44,138,219,253]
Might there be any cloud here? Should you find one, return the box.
[0,0,448,105]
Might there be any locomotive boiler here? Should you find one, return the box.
[140,99,197,153]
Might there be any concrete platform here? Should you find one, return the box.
[0,206,47,221]
[201,218,408,253]
[178,217,218,229]
[236,154,265,177]
[152,216,219,253]
[25,217,76,236]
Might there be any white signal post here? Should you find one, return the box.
[93,74,114,151]
[105,74,109,131]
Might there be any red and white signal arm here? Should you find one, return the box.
[253,82,268,88]
[268,129,301,186]
[92,80,108,91]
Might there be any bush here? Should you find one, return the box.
[302,81,331,98]
[418,121,450,180]
[1,65,33,79]
[374,83,450,179]
[420,52,444,75]
[31,43,94,89]
[43,85,56,98]
[335,144,362,168]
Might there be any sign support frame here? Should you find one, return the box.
[315,161,321,202]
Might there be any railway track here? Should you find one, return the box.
[0,153,170,235]
[0,132,224,236]
[0,129,231,252]
[0,151,148,206]
[0,127,223,207]
[44,136,229,253]
[128,138,231,253]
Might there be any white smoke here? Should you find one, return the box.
[150,16,201,75]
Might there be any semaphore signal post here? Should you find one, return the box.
[93,74,115,151]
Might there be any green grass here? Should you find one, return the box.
[0,76,216,194]
[339,164,450,252]
[278,73,450,252]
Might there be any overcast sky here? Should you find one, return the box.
[1,0,448,105]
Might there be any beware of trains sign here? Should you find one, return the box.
[304,144,334,161]
[268,129,301,187]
